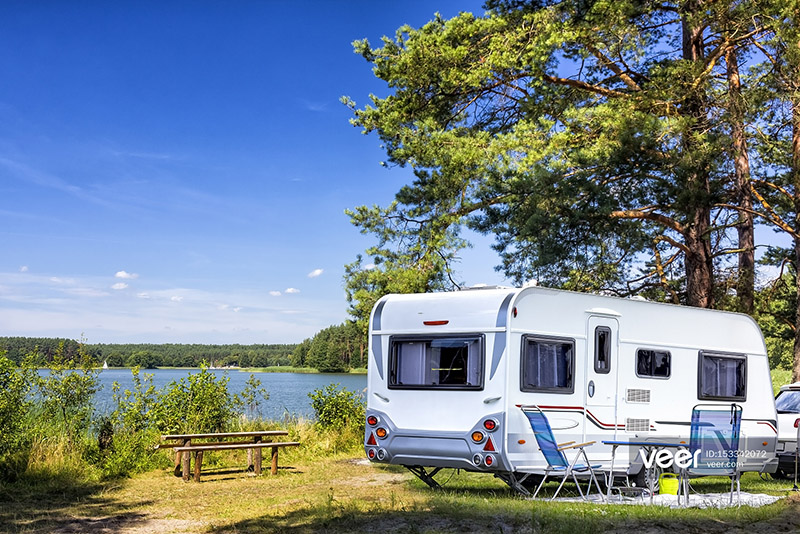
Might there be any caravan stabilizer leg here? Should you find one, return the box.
[495,472,532,496]
[406,466,444,489]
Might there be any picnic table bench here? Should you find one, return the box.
[159,431,300,482]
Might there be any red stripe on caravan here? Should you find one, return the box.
[519,404,626,430]
[757,421,778,434]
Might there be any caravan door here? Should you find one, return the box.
[585,316,620,444]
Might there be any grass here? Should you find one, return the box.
[1,445,798,534]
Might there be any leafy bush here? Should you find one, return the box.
[0,354,33,481]
[29,341,99,440]
[151,364,240,433]
[308,383,365,430]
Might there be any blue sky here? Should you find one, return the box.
[0,0,506,344]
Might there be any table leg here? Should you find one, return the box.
[271,446,278,475]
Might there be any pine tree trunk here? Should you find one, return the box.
[681,4,715,309]
[792,97,800,383]
[726,46,755,314]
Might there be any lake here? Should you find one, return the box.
[92,368,367,421]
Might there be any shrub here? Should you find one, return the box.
[0,354,33,481]
[308,383,365,430]
[151,364,239,433]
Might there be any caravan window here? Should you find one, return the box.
[636,349,671,378]
[388,335,484,389]
[521,336,574,393]
[698,352,746,401]
[594,326,611,374]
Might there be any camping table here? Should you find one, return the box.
[602,440,686,503]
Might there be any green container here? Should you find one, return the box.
[659,473,679,495]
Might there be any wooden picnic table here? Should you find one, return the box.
[159,430,300,482]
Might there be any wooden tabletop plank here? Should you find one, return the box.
[162,430,288,440]
[175,441,300,452]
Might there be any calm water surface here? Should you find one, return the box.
[92,368,367,421]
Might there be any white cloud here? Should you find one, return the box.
[307,268,323,278]
[112,282,128,290]
[170,296,183,302]
[285,287,300,294]
[137,292,150,299]
[115,270,139,279]
[269,290,282,297]
[233,307,242,312]
[19,266,29,273]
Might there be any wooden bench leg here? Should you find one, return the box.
[176,438,190,478]
[182,450,191,482]
[194,451,203,482]
[247,449,254,472]
[254,446,262,475]
[271,446,278,475]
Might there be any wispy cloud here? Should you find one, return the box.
[112,282,128,290]
[285,287,300,294]
[19,266,28,273]
[115,270,139,279]
[170,296,184,302]
[269,290,282,297]
[307,268,323,278]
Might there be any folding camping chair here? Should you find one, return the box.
[678,403,742,506]
[521,406,605,501]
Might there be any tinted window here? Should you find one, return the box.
[636,349,671,378]
[389,336,484,389]
[594,326,611,374]
[776,390,800,413]
[521,336,574,393]
[698,352,746,401]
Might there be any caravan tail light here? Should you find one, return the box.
[367,415,379,426]
[794,418,800,428]
[367,448,376,459]
[375,427,388,439]
[484,454,495,467]
[483,419,498,431]
[471,431,485,443]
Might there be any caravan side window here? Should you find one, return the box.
[388,335,484,390]
[636,349,671,378]
[698,351,746,401]
[521,336,574,393]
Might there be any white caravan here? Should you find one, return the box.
[363,286,778,492]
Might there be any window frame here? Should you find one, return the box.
[697,351,747,402]
[635,348,672,379]
[594,326,612,375]
[520,334,576,394]
[387,334,485,391]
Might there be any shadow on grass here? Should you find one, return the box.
[210,476,797,534]
[0,473,154,534]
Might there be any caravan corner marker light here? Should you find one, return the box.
[795,418,800,428]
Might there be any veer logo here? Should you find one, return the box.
[639,448,700,470]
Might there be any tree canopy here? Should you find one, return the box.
[344,0,800,376]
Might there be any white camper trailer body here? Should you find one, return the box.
[363,286,778,489]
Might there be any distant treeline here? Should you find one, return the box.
[0,337,295,369]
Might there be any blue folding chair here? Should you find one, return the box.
[521,406,605,501]
[679,403,742,506]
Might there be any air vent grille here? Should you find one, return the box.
[626,418,650,432]
[626,388,651,403]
